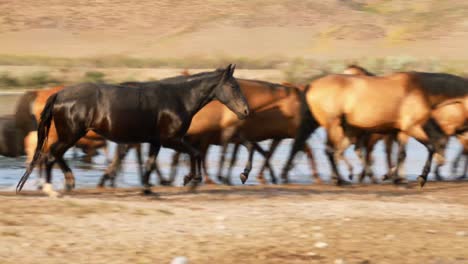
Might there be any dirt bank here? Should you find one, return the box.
[1,182,468,264]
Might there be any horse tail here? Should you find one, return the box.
[16,93,58,192]
[281,85,319,179]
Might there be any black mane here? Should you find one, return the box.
[413,72,468,98]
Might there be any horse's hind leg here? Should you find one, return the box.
[216,142,229,182]
[168,152,181,184]
[461,154,468,179]
[49,138,82,192]
[257,139,280,184]
[42,154,59,197]
[99,144,129,188]
[224,143,240,185]
[303,143,320,184]
[408,120,445,187]
[452,148,463,176]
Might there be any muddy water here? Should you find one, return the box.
[0,93,464,191]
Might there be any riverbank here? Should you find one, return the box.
[1,181,467,264]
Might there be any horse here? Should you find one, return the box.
[0,115,25,157]
[99,76,319,187]
[344,64,468,182]
[17,64,249,196]
[451,132,468,179]
[159,78,318,186]
[280,67,466,187]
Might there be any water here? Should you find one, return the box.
[0,94,464,191]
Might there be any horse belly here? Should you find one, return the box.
[93,111,157,143]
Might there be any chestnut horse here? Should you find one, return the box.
[17,64,249,195]
[281,68,467,187]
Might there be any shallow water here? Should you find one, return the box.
[0,94,464,191]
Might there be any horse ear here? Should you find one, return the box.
[230,64,236,76]
[222,64,234,81]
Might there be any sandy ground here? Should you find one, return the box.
[1,181,468,264]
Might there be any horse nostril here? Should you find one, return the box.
[244,108,249,116]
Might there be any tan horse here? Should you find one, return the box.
[283,68,466,187]
[345,64,468,181]
[451,132,468,178]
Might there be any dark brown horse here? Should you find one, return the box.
[100,76,318,187]
[17,64,249,195]
[281,67,467,187]
[163,78,318,186]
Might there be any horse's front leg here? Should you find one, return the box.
[141,143,161,194]
[169,139,202,185]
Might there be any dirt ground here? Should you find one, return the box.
[1,181,467,264]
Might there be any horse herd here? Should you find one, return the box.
[1,63,466,196]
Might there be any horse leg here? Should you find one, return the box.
[134,144,148,185]
[99,144,129,188]
[303,143,321,184]
[409,120,446,187]
[361,137,378,184]
[42,154,59,198]
[280,119,317,183]
[257,139,280,184]
[452,148,463,176]
[217,142,229,183]
[101,142,111,163]
[461,154,468,179]
[142,143,161,194]
[168,152,181,184]
[240,141,256,184]
[202,146,215,185]
[382,135,395,180]
[49,138,81,192]
[225,143,240,185]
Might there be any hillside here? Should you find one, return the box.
[1,0,468,61]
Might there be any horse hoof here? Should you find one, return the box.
[183,175,192,186]
[65,183,74,192]
[382,174,391,181]
[240,173,248,184]
[435,175,444,181]
[335,179,351,186]
[142,188,153,195]
[417,176,426,188]
[271,178,278,185]
[160,180,172,186]
[204,178,216,185]
[392,177,406,185]
[257,175,267,185]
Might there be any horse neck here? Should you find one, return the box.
[180,78,218,117]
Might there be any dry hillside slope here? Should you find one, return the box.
[1,0,468,60]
